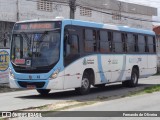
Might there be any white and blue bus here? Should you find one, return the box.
[9,19,157,95]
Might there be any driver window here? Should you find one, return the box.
[64,34,79,66]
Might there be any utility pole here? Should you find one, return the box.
[117,1,122,20]
[69,0,76,19]
[16,0,19,21]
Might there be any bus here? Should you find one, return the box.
[9,19,157,95]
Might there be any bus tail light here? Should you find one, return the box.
[50,69,60,79]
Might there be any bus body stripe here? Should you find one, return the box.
[97,54,107,83]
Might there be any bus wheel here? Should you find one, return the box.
[122,68,138,87]
[75,73,91,95]
[37,89,51,95]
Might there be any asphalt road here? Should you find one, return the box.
[0,76,160,111]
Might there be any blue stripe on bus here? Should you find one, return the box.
[97,54,107,83]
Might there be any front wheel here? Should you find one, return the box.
[75,73,91,95]
[37,89,51,95]
[122,68,139,87]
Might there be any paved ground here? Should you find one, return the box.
[0,76,160,111]
[69,91,160,111]
[44,91,160,120]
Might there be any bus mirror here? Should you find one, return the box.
[65,34,72,45]
[65,34,69,41]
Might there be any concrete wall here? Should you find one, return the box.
[0,0,155,30]
[0,0,70,22]
[18,0,70,21]
[0,0,156,48]
[0,0,17,22]
[0,0,156,49]
[75,6,153,30]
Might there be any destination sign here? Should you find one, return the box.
[14,22,61,31]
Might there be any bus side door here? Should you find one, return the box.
[63,27,81,89]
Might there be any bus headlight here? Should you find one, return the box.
[9,69,15,79]
[50,69,60,79]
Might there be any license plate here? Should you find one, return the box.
[27,85,36,89]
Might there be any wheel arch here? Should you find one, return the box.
[83,68,95,85]
[132,65,139,78]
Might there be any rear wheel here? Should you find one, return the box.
[122,68,139,87]
[75,73,91,95]
[37,89,51,95]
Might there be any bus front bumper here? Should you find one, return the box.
[9,77,63,90]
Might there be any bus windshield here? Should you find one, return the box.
[11,30,60,68]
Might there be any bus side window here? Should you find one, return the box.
[99,30,110,53]
[64,34,79,66]
[84,29,95,52]
[113,32,123,53]
[148,36,156,53]
[127,34,134,53]
[122,33,128,52]
[108,31,113,52]
[138,35,145,53]
[145,36,149,52]
[153,36,156,53]
[133,34,139,52]
[69,35,79,54]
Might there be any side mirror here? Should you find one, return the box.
[64,34,69,41]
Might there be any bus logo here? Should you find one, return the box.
[0,50,9,71]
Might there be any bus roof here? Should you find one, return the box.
[68,19,155,35]
[16,19,155,35]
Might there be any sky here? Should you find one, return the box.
[119,0,160,25]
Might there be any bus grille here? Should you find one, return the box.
[17,81,45,88]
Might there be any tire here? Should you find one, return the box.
[75,73,91,95]
[37,89,51,95]
[122,68,139,87]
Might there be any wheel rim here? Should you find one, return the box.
[82,78,89,90]
[132,73,137,84]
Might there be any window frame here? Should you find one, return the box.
[64,25,156,55]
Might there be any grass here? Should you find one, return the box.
[143,85,160,93]
[153,72,160,76]
[51,101,97,111]
[130,85,160,96]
